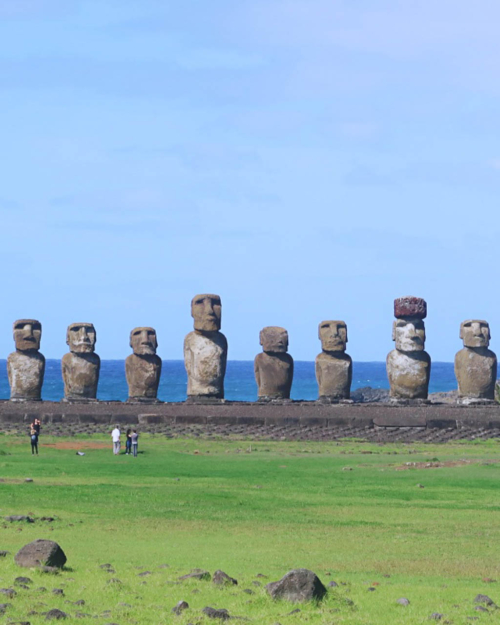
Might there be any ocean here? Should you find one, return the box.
[0,360,457,402]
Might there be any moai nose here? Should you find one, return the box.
[24,324,33,336]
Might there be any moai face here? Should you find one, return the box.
[392,318,426,352]
[260,327,289,353]
[460,320,490,348]
[13,319,42,352]
[130,327,158,356]
[67,323,96,354]
[319,320,347,352]
[191,294,222,332]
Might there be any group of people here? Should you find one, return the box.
[111,426,139,456]
[30,418,41,454]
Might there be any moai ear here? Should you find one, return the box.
[345,326,348,344]
[488,325,491,341]
[459,323,464,340]
[392,320,397,342]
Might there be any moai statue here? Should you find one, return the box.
[7,319,45,401]
[315,320,352,402]
[62,323,100,401]
[184,294,227,401]
[254,326,294,401]
[386,296,431,402]
[126,327,162,402]
[455,320,497,404]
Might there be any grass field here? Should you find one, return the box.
[1,433,500,624]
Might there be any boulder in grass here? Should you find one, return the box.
[45,609,67,620]
[474,594,496,606]
[202,607,230,620]
[15,541,66,569]
[213,570,238,586]
[265,569,326,603]
[172,600,189,615]
[5,516,34,524]
[178,569,211,581]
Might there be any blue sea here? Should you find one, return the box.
[0,360,457,402]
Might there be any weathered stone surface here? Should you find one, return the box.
[213,570,237,586]
[397,597,410,606]
[202,606,230,620]
[14,577,32,586]
[394,296,427,319]
[184,295,227,400]
[455,321,497,402]
[316,321,352,400]
[45,609,67,620]
[62,323,100,401]
[255,327,293,400]
[126,328,162,401]
[5,515,34,523]
[387,298,431,400]
[265,569,327,603]
[172,600,189,615]
[8,320,45,401]
[0,589,16,598]
[15,540,67,569]
[178,569,211,581]
[474,594,496,606]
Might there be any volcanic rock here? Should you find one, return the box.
[266,569,326,603]
[213,570,238,586]
[15,540,67,569]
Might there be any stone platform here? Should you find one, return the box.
[1,400,500,442]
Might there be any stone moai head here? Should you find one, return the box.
[460,319,490,348]
[392,296,427,352]
[260,326,289,353]
[13,319,42,352]
[191,294,222,332]
[130,327,158,356]
[319,320,347,352]
[67,323,96,354]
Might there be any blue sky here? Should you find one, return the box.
[0,0,499,361]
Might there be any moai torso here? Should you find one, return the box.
[184,294,227,400]
[8,319,45,401]
[386,297,431,401]
[184,331,227,398]
[8,351,45,401]
[126,353,162,399]
[126,327,162,401]
[62,323,100,401]
[316,352,352,399]
[62,352,100,400]
[455,320,497,402]
[387,350,431,399]
[315,320,352,400]
[254,326,293,400]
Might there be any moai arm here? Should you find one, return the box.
[183,334,194,379]
[315,357,322,388]
[254,355,261,390]
[220,333,228,378]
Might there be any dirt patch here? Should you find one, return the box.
[43,441,109,451]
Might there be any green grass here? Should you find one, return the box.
[1,434,500,623]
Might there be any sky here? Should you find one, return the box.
[0,0,499,361]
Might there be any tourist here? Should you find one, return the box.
[131,429,139,457]
[111,425,121,455]
[30,425,38,455]
[125,428,132,455]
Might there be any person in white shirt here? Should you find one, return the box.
[111,426,121,455]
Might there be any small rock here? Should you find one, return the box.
[25,478,34,483]
[202,606,230,620]
[172,600,189,615]
[266,569,326,603]
[45,609,68,620]
[0,589,16,598]
[397,598,410,606]
[328,581,338,587]
[417,484,425,488]
[213,570,238,586]
[178,569,211,581]
[0,603,12,613]
[5,516,34,523]
[367,587,376,592]
[100,564,113,569]
[137,571,151,577]
[474,594,495,606]
[52,588,64,596]
[14,577,33,586]
[430,613,443,620]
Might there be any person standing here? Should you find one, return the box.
[125,428,132,455]
[131,429,139,457]
[111,425,121,455]
[30,425,38,455]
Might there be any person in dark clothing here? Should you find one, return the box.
[131,430,139,457]
[30,426,38,455]
[125,428,132,455]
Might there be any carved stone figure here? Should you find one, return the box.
[184,294,227,400]
[126,327,162,402]
[7,319,45,401]
[386,297,431,401]
[62,323,100,401]
[315,320,352,401]
[254,326,293,400]
[455,320,497,403]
